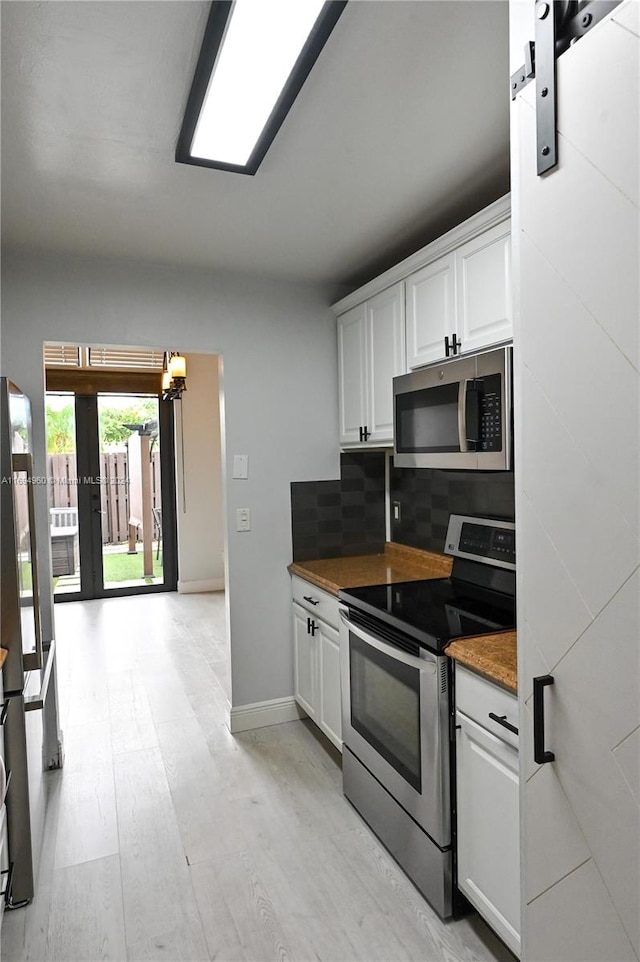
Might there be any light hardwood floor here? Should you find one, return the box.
[1,591,514,962]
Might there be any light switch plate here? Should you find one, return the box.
[233,455,249,479]
[236,508,251,532]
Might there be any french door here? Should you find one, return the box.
[49,392,177,601]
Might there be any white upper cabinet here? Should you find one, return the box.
[334,197,512,400]
[406,218,512,369]
[338,282,405,446]
[334,196,511,447]
[366,284,406,443]
[406,254,456,368]
[455,220,512,356]
[337,303,368,445]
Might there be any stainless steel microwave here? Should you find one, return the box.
[393,346,512,470]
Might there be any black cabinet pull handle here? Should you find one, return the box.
[533,674,555,764]
[444,336,451,357]
[303,596,319,606]
[363,426,370,441]
[452,334,462,355]
[488,712,519,736]
[358,426,364,442]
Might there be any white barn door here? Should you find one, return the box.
[510,2,639,960]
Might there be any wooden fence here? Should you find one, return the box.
[47,452,161,544]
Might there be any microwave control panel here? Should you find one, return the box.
[479,374,502,451]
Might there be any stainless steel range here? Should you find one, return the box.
[338,514,516,918]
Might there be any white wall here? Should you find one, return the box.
[1,250,341,711]
[174,352,224,593]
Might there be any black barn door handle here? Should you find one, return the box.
[533,674,555,764]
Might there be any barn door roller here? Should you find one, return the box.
[511,0,622,175]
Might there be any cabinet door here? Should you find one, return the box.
[455,221,512,355]
[366,283,405,443]
[337,304,368,445]
[456,711,521,957]
[293,603,316,720]
[406,254,455,369]
[0,670,7,925]
[318,622,342,751]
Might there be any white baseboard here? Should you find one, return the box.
[228,696,307,734]
[177,578,225,594]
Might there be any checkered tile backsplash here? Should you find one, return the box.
[290,453,386,561]
[290,454,515,561]
[390,466,515,552]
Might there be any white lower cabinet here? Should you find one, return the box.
[291,576,342,751]
[455,665,520,957]
[293,603,317,720]
[0,670,8,926]
[317,621,341,748]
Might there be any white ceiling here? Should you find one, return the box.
[1,1,510,296]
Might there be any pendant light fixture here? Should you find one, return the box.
[161,352,187,401]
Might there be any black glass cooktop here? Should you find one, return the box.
[338,577,516,653]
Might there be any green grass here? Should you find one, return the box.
[19,560,33,590]
[102,550,163,586]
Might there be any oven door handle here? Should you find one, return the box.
[339,610,437,672]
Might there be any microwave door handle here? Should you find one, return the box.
[458,382,469,453]
[339,609,436,671]
[466,380,483,450]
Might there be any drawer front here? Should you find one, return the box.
[455,664,519,749]
[291,575,339,629]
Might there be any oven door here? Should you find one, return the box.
[339,609,450,847]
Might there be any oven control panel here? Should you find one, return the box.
[445,515,516,570]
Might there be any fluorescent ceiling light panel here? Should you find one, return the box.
[192,1,324,166]
[176,0,347,175]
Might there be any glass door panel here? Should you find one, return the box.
[349,633,422,791]
[97,394,164,590]
[46,392,81,597]
[46,390,175,602]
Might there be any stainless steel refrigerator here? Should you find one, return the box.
[1,377,57,907]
